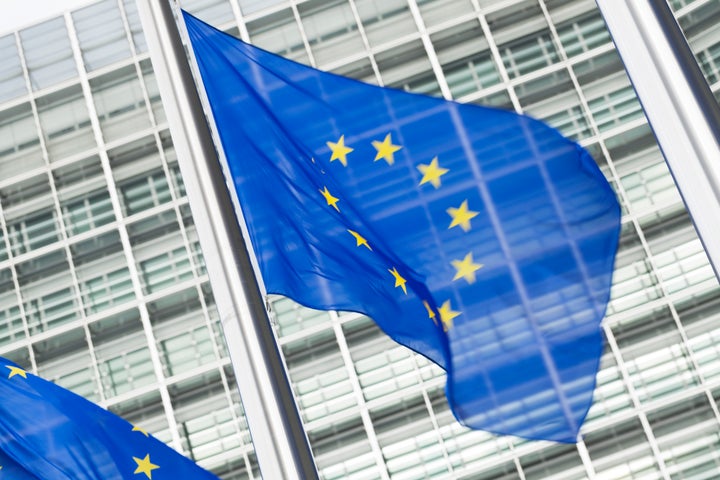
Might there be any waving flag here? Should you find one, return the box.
[184,12,621,442]
[0,359,218,479]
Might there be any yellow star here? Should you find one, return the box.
[327,135,353,167]
[423,300,437,326]
[6,365,27,379]
[438,300,461,331]
[133,454,159,479]
[451,253,483,284]
[417,157,448,188]
[372,133,402,165]
[319,186,340,212]
[132,425,149,437]
[447,200,478,232]
[348,230,372,250]
[388,267,407,295]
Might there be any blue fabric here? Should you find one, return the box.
[184,12,621,442]
[0,359,218,479]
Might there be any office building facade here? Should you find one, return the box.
[0,0,719,478]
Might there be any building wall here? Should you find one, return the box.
[0,0,719,479]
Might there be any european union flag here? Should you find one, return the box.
[0,359,218,479]
[184,12,621,442]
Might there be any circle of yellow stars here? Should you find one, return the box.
[4,365,161,479]
[323,132,485,332]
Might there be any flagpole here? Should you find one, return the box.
[135,1,318,478]
[596,0,720,280]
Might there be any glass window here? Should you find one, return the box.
[515,69,592,140]
[109,390,171,444]
[355,0,418,48]
[122,0,147,53]
[330,57,376,84]
[61,192,115,236]
[108,135,173,216]
[431,20,500,99]
[1,174,61,256]
[678,1,720,86]
[612,305,676,352]
[177,205,205,277]
[678,288,720,385]
[140,59,165,125]
[615,306,700,403]
[159,129,186,199]
[606,241,662,316]
[73,0,132,72]
[283,328,358,423]
[271,296,331,338]
[36,85,96,160]
[181,0,236,26]
[427,388,514,475]
[297,0,365,67]
[202,283,229,360]
[370,394,452,478]
[17,250,81,335]
[649,216,715,296]
[90,65,152,143]
[19,17,77,90]
[375,40,440,96]
[604,123,657,172]
[346,317,422,402]
[138,243,193,294]
[520,443,586,480]
[574,50,645,133]
[0,102,44,178]
[6,210,58,256]
[149,287,218,376]
[470,89,514,110]
[605,124,686,232]
[584,351,632,426]
[308,416,376,478]
[128,210,193,294]
[238,0,286,15]
[0,34,27,102]
[585,81,644,134]
[122,170,172,216]
[486,0,560,79]
[247,8,309,63]
[54,155,115,235]
[669,0,701,10]
[416,0,475,29]
[3,347,32,370]
[34,327,99,401]
[585,418,660,478]
[90,308,156,397]
[545,0,612,57]
[0,269,23,348]
[648,395,720,478]
[697,41,720,86]
[170,369,247,466]
[71,231,134,315]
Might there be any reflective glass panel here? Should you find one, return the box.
[19,17,77,90]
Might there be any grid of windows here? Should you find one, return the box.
[0,0,719,479]
[0,0,257,474]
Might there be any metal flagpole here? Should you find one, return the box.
[135,1,319,478]
[596,0,720,280]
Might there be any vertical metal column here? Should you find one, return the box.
[135,1,318,478]
[596,0,720,279]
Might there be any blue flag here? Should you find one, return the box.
[0,359,218,479]
[184,12,621,442]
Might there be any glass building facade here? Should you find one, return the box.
[0,0,719,478]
